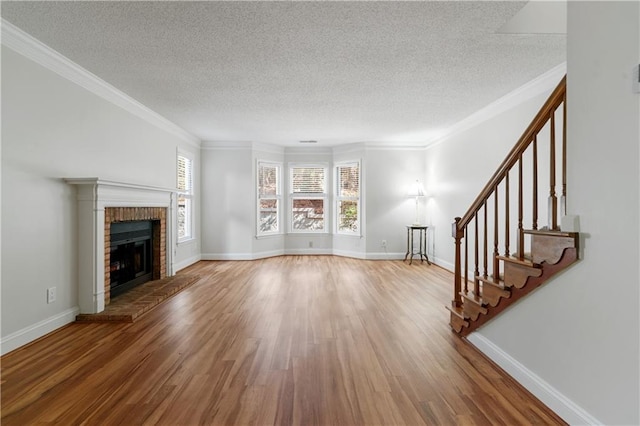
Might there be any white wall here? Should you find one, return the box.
[365,147,426,259]
[200,143,254,259]
[443,2,639,425]
[1,46,201,353]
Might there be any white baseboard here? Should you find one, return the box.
[201,251,422,261]
[432,256,454,272]
[366,251,406,260]
[201,252,254,260]
[252,249,285,260]
[1,307,80,356]
[332,249,367,259]
[467,333,602,426]
[284,248,333,256]
[174,254,201,272]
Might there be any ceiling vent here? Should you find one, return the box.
[299,140,318,144]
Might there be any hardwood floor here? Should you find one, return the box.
[1,257,565,425]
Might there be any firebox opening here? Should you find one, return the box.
[110,220,154,298]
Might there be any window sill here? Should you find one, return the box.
[255,233,284,240]
[177,237,196,245]
[287,232,331,236]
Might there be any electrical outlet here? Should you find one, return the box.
[47,287,56,304]
[308,241,313,248]
[381,240,387,247]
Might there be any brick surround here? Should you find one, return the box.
[104,207,167,305]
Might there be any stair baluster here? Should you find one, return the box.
[464,225,469,294]
[493,188,499,282]
[518,154,524,259]
[483,200,488,278]
[474,212,479,295]
[505,173,510,257]
[533,136,538,230]
[549,110,558,230]
[561,97,567,216]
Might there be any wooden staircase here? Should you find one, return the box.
[448,76,579,336]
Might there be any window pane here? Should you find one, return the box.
[259,199,278,233]
[292,167,325,193]
[292,199,324,230]
[177,195,190,239]
[338,165,359,197]
[338,200,359,233]
[259,164,278,196]
[178,155,193,193]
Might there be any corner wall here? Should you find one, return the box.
[1,45,201,354]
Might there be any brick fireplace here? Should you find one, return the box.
[104,207,167,305]
[66,178,176,314]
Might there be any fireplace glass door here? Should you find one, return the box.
[110,220,153,298]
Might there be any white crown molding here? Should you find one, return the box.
[284,146,334,155]
[332,142,366,155]
[467,333,602,426]
[201,140,253,151]
[252,142,285,155]
[425,62,567,150]
[1,19,201,148]
[364,144,429,152]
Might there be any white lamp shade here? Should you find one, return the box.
[407,180,425,197]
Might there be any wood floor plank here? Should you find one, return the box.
[1,256,566,425]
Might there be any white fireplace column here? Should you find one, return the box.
[65,178,177,314]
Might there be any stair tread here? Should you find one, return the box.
[524,229,578,237]
[446,305,466,319]
[476,275,507,289]
[497,255,540,268]
[460,291,486,306]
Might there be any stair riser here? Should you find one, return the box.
[531,234,578,265]
[503,262,542,289]
[450,313,469,333]
[481,284,511,307]
[462,302,487,321]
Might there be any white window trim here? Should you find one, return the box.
[335,160,362,237]
[288,162,329,234]
[177,151,195,244]
[256,160,282,237]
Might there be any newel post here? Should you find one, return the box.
[452,217,464,308]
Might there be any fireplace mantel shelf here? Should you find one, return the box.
[64,178,178,194]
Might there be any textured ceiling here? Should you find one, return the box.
[1,1,566,146]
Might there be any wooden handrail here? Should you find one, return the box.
[456,76,566,230]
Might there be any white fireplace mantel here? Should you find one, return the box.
[65,178,177,314]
